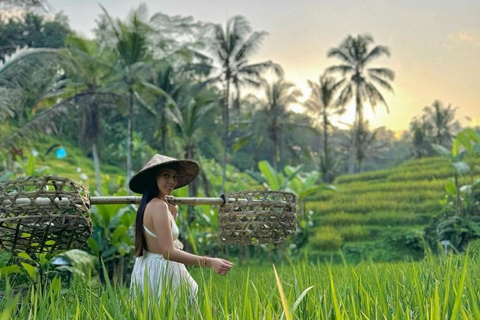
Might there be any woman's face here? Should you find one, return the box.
[156,168,178,196]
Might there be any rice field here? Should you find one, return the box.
[1,253,479,319]
[306,156,480,261]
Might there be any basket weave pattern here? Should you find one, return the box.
[0,176,92,254]
[219,191,297,245]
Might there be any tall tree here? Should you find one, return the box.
[0,0,48,9]
[165,81,216,206]
[0,12,70,62]
[409,100,461,158]
[64,36,121,194]
[423,100,461,147]
[0,44,123,194]
[239,78,310,170]
[305,74,344,182]
[99,6,175,193]
[410,115,432,158]
[198,15,280,192]
[326,34,394,172]
[337,120,384,172]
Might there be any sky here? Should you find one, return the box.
[47,0,480,132]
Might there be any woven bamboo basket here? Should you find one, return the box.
[0,176,297,252]
[0,176,92,254]
[218,191,297,245]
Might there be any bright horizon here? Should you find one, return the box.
[46,0,480,133]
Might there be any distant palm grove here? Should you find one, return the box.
[0,5,465,185]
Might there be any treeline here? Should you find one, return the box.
[0,4,467,190]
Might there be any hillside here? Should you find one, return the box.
[307,156,480,263]
[1,133,126,195]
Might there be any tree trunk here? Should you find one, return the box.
[201,170,211,197]
[277,128,282,170]
[454,174,464,216]
[322,111,329,181]
[186,143,197,225]
[92,143,102,195]
[349,87,362,173]
[185,144,197,197]
[160,107,167,153]
[271,116,279,171]
[221,78,230,194]
[126,89,134,195]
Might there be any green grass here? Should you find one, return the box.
[1,254,480,319]
[5,133,125,194]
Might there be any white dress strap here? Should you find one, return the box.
[143,225,157,238]
[143,206,183,249]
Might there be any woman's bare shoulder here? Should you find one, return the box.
[145,198,169,216]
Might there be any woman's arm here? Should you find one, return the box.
[148,200,232,274]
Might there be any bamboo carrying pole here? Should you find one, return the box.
[2,195,248,207]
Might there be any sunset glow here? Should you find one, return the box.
[48,0,480,132]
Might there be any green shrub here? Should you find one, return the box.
[338,225,371,241]
[311,227,342,251]
[317,212,430,226]
[467,239,480,257]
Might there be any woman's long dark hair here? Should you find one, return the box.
[134,183,159,257]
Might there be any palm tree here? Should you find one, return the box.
[165,82,216,201]
[198,15,281,192]
[326,34,394,172]
[338,120,382,172]
[0,46,123,194]
[305,73,344,182]
[0,48,70,126]
[409,115,433,158]
[100,6,176,193]
[241,78,309,169]
[64,36,121,194]
[423,100,461,147]
[102,8,152,192]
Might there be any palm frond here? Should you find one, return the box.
[238,61,276,79]
[0,92,123,148]
[363,45,390,64]
[327,48,354,65]
[228,16,252,52]
[210,24,228,60]
[191,50,214,64]
[130,61,155,80]
[0,48,74,88]
[364,82,389,112]
[133,91,157,116]
[99,5,122,40]
[368,74,394,93]
[182,62,217,76]
[325,64,353,76]
[335,83,353,107]
[367,67,395,81]
[0,87,18,121]
[234,31,268,62]
[139,81,178,110]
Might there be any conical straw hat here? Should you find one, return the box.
[129,154,200,194]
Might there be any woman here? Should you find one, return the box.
[129,154,232,300]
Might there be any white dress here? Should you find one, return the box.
[130,209,198,300]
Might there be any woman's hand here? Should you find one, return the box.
[164,196,178,217]
[207,258,233,275]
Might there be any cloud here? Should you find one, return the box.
[447,31,480,48]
